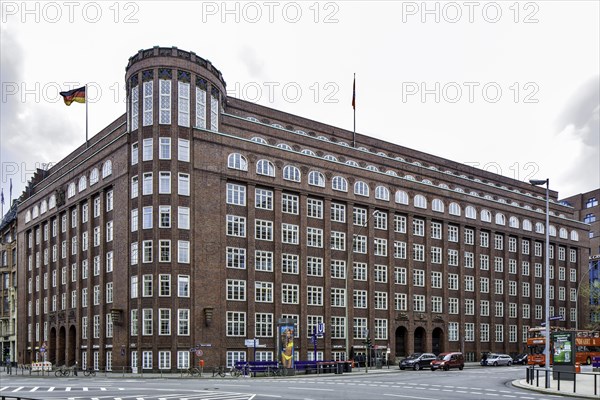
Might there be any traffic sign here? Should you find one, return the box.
[195,349,203,357]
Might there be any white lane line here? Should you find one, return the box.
[100,387,107,391]
[12,387,24,392]
[257,396,282,398]
[30,387,39,392]
[384,393,438,400]
[288,387,334,391]
[65,387,71,391]
[48,387,55,391]
[83,387,89,391]
[501,395,516,398]
[0,387,8,392]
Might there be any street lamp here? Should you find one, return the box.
[530,178,550,388]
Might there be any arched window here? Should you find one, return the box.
[324,154,338,162]
[386,170,398,177]
[439,183,449,189]
[366,165,379,172]
[432,198,444,213]
[251,136,268,144]
[283,165,301,182]
[301,149,316,156]
[509,216,519,228]
[449,202,461,216]
[295,130,306,135]
[395,190,409,205]
[523,219,532,231]
[570,230,579,241]
[48,195,56,209]
[480,209,492,222]
[404,175,415,181]
[375,186,390,201]
[25,210,31,223]
[102,160,112,178]
[256,159,275,177]
[67,183,76,198]
[549,225,557,237]
[308,171,325,187]
[465,206,476,219]
[377,151,387,157]
[338,141,349,147]
[354,181,369,197]
[422,179,433,185]
[78,176,87,192]
[317,135,329,142]
[277,143,292,151]
[535,222,545,234]
[345,160,359,167]
[414,194,427,209]
[227,153,248,171]
[495,213,506,226]
[32,205,39,219]
[40,200,47,214]
[559,228,568,239]
[332,176,348,192]
[89,168,99,185]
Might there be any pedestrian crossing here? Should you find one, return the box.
[0,386,255,400]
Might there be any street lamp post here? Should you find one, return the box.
[530,178,550,388]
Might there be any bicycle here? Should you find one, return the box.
[83,367,96,377]
[54,366,71,377]
[229,365,245,377]
[184,367,201,377]
[212,365,226,378]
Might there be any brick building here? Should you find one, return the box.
[17,46,591,371]
[560,189,600,327]
[1,203,18,366]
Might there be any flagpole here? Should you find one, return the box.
[85,84,89,148]
[353,73,356,148]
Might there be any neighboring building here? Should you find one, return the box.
[17,46,591,371]
[1,202,18,365]
[560,189,600,328]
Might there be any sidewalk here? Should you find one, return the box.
[511,368,600,399]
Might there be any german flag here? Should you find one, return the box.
[59,86,86,106]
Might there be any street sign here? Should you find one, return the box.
[245,339,259,347]
[195,349,203,357]
[189,348,196,352]
[550,316,565,321]
[317,322,325,336]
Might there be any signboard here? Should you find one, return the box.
[245,339,259,347]
[552,331,574,365]
[316,322,325,337]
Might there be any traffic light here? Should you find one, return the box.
[363,337,372,348]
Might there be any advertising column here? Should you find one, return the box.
[277,318,297,375]
[551,331,575,381]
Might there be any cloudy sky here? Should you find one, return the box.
[1,0,598,214]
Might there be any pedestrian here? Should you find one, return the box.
[74,361,78,376]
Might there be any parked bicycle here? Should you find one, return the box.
[54,366,72,377]
[212,365,227,377]
[184,367,201,377]
[83,367,96,377]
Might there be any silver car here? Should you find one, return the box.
[486,353,513,366]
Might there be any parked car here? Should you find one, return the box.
[512,353,528,365]
[399,353,437,370]
[486,353,513,366]
[430,352,464,371]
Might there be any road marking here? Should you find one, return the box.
[384,393,438,400]
[29,387,38,392]
[66,387,71,391]
[257,395,282,398]
[101,387,107,390]
[48,387,55,391]
[83,387,89,391]
[12,387,23,392]
[288,387,334,391]
[501,395,516,398]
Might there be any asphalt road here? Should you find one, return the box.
[0,366,566,400]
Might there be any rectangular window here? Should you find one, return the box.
[255,219,274,241]
[226,215,246,237]
[143,173,153,195]
[281,223,299,244]
[331,203,346,222]
[226,247,246,269]
[227,183,246,206]
[178,81,190,127]
[178,309,190,336]
[226,312,246,336]
[195,86,206,128]
[255,188,273,210]
[178,275,190,297]
[178,240,190,263]
[142,309,153,335]
[255,313,273,337]
[159,171,171,194]
[282,254,299,274]
[282,284,299,304]
[227,279,246,301]
[159,79,171,124]
[178,173,190,196]
[178,207,190,230]
[307,227,323,248]
[413,218,425,236]
[159,309,171,335]
[143,81,153,126]
[394,215,407,233]
[282,193,299,214]
[307,198,323,219]
[255,281,273,303]
[255,250,273,272]
[178,139,190,162]
[131,86,139,130]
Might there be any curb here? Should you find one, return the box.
[511,379,598,399]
